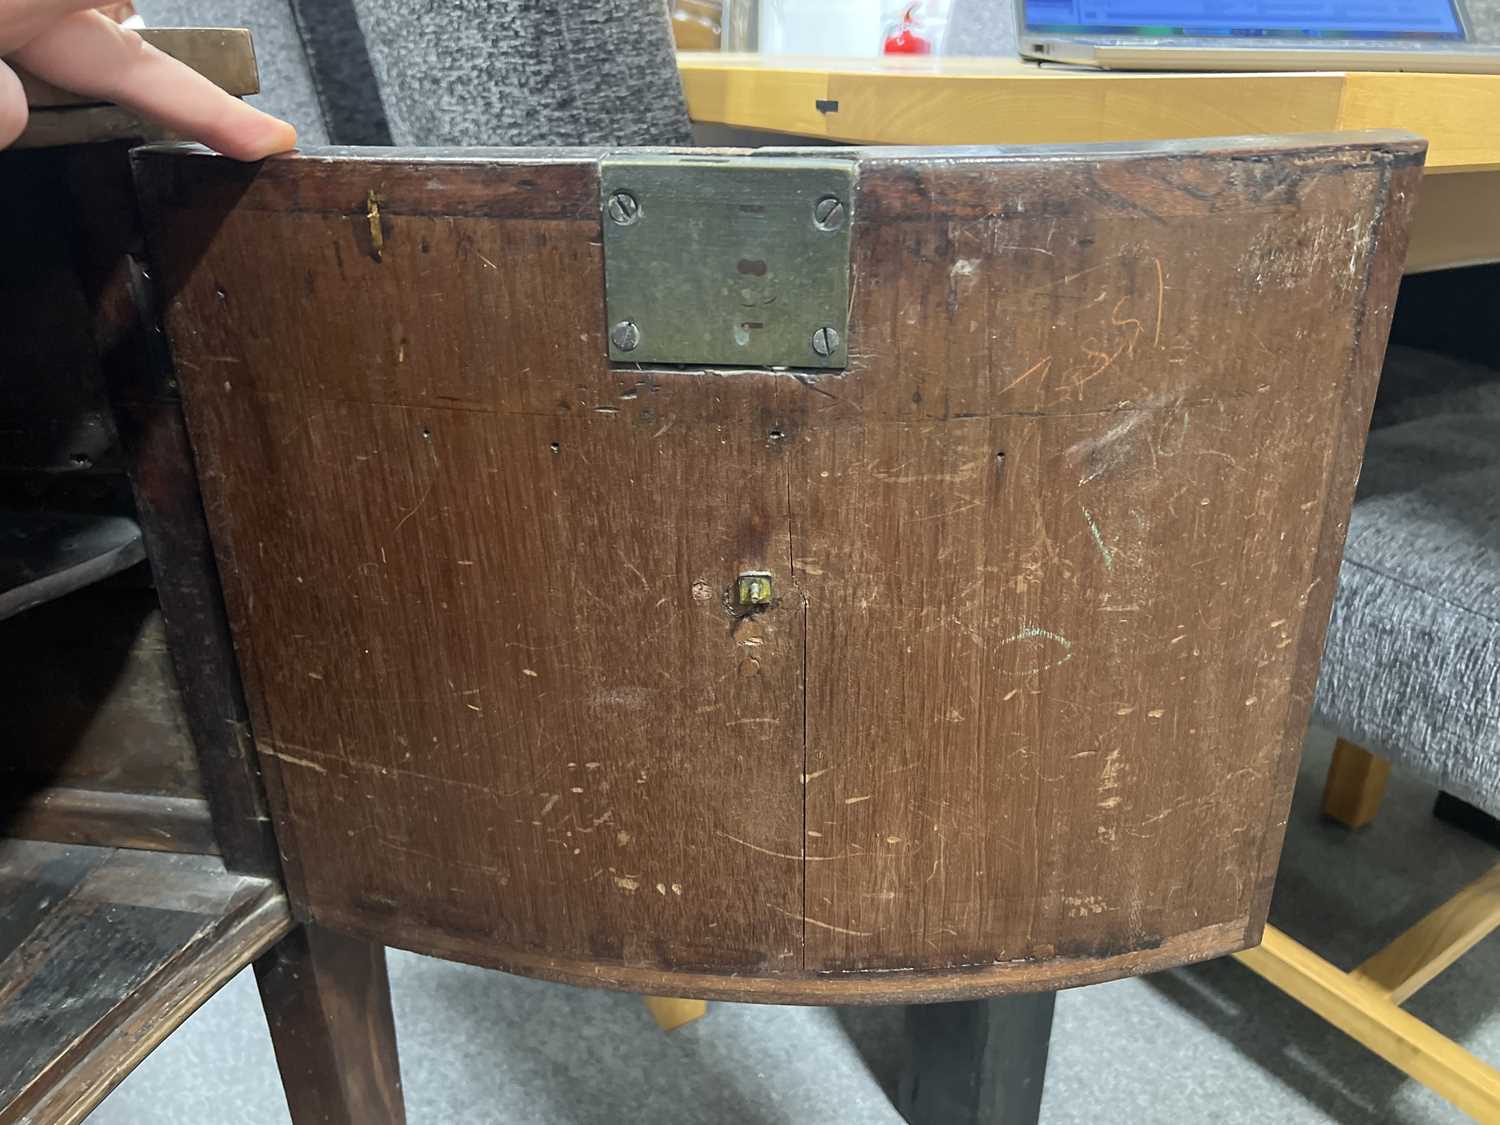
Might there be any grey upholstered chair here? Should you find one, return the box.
[1239,344,1500,1111]
[1315,345,1500,825]
[138,0,693,148]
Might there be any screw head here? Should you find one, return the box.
[810,326,841,357]
[610,320,641,352]
[606,191,640,226]
[813,196,846,231]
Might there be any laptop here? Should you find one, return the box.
[1017,0,1500,72]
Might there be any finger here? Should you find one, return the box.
[0,58,27,147]
[0,0,101,53]
[11,11,297,160]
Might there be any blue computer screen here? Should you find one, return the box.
[1024,1,1464,39]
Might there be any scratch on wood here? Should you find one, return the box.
[998,355,1051,396]
[1000,626,1074,674]
[716,831,854,862]
[260,740,328,773]
[769,904,873,938]
[1153,256,1165,347]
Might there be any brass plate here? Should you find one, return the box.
[600,154,853,369]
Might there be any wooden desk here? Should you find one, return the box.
[679,53,1500,273]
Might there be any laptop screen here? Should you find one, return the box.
[1023,1,1465,40]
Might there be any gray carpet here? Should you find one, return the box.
[85,726,1500,1124]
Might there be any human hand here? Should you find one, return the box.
[1,3,297,159]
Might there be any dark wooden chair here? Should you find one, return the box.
[1,42,1423,1119]
[129,129,1419,1122]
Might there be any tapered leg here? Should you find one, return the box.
[254,924,405,1124]
[898,992,1055,1125]
[1321,738,1390,829]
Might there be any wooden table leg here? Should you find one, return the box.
[897,992,1055,1125]
[254,924,406,1124]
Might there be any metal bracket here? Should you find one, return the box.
[600,154,853,369]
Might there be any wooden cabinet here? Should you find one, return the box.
[133,132,1423,1002]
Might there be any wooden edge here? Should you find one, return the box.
[310,911,1248,1006]
[1351,861,1500,1003]
[14,27,258,150]
[12,106,173,151]
[24,886,292,1125]
[1406,170,1500,273]
[678,55,1494,173]
[0,514,144,623]
[5,788,220,856]
[18,27,258,108]
[1243,153,1424,936]
[1235,926,1500,1121]
[642,996,710,1032]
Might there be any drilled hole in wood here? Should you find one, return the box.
[996,451,1006,478]
[550,442,561,454]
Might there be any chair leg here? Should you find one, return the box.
[897,992,1055,1125]
[1433,791,1500,849]
[641,995,709,1031]
[1321,738,1391,829]
[1351,860,1500,1002]
[1236,925,1500,1120]
[254,923,405,1124]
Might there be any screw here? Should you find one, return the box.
[736,572,774,608]
[811,326,841,357]
[610,320,641,352]
[813,196,846,231]
[606,191,640,225]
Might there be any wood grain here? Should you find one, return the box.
[0,590,204,803]
[1404,170,1500,274]
[678,53,1500,173]
[4,788,218,856]
[136,133,1422,1002]
[255,926,405,1125]
[0,840,290,1125]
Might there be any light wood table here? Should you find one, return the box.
[679,53,1500,273]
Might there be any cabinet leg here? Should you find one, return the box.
[898,992,1055,1125]
[254,924,405,1124]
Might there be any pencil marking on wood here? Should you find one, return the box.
[1081,507,1115,572]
